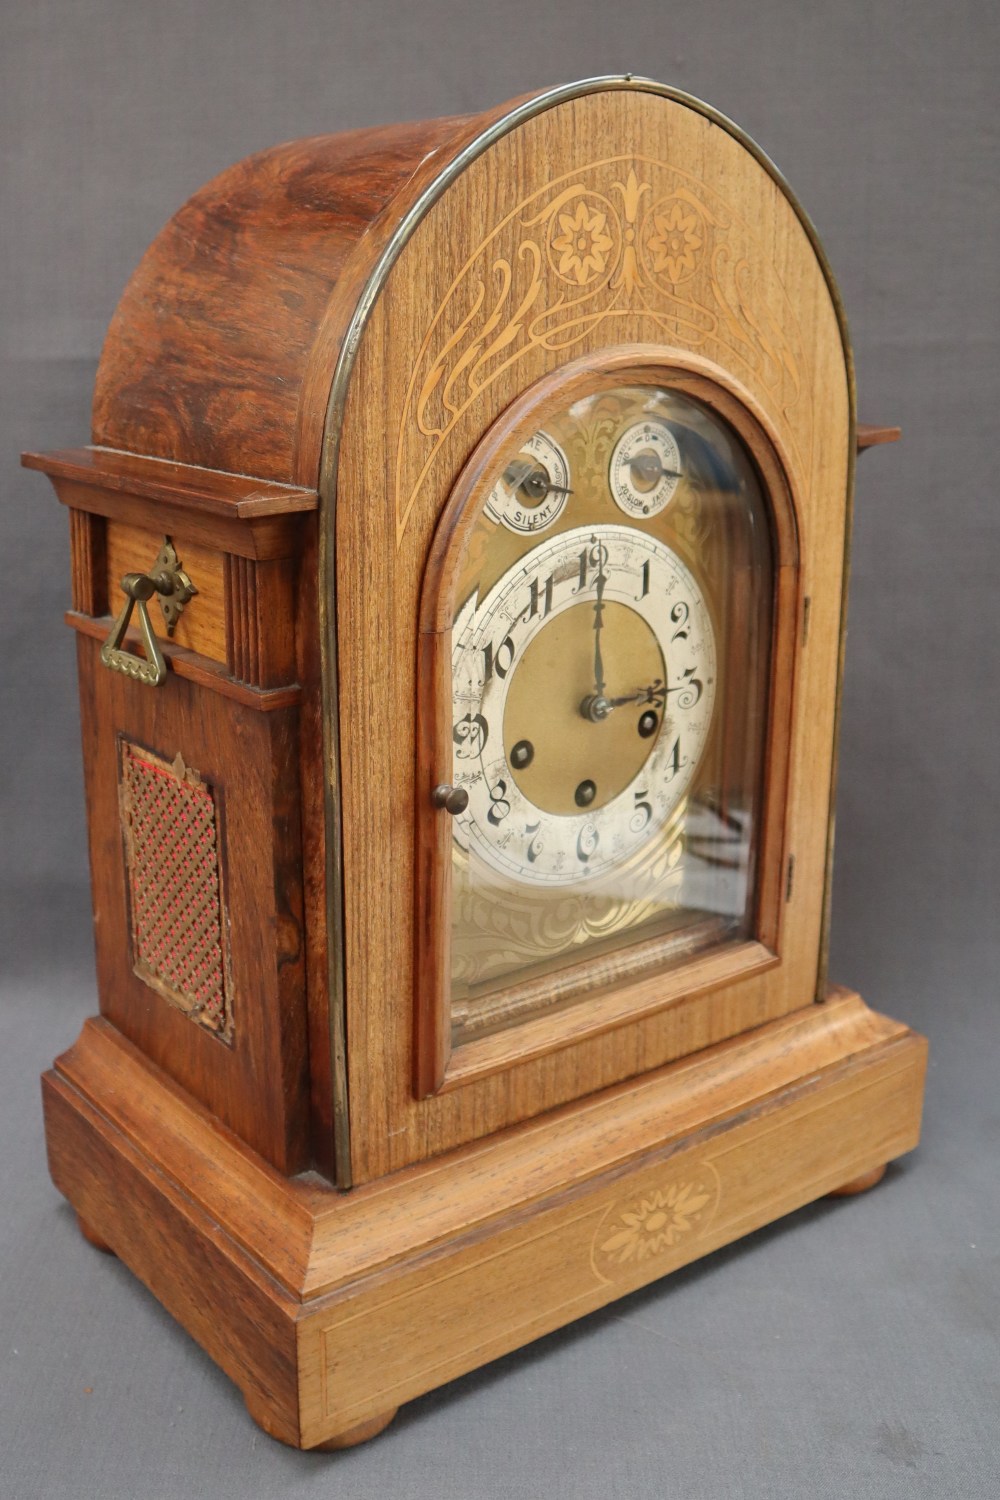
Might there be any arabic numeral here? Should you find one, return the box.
[452,713,488,759]
[666,666,703,710]
[573,536,609,594]
[663,736,687,784]
[670,599,690,641]
[525,572,555,620]
[525,820,545,863]
[486,779,511,826]
[483,634,515,683]
[630,790,652,833]
[576,822,600,862]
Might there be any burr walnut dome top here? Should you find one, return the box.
[91,111,477,489]
[90,79,849,501]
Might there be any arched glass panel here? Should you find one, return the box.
[447,383,774,1043]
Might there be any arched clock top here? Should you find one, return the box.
[90,112,480,486]
[331,85,851,570]
[86,76,852,514]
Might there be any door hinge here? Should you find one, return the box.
[785,854,796,902]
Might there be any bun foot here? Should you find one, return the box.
[244,1390,398,1451]
[315,1409,399,1450]
[76,1212,115,1254]
[826,1164,887,1198]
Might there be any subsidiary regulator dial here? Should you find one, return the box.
[609,419,682,518]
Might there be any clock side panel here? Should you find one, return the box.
[332,86,851,1182]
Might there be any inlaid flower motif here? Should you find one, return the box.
[647,201,703,283]
[598,1182,712,1264]
[550,200,615,286]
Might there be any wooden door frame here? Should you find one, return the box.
[414,350,803,1095]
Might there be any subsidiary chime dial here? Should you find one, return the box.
[450,386,721,890]
[483,430,571,533]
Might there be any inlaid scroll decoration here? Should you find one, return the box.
[396,156,808,542]
[591,1161,721,1283]
[119,741,233,1041]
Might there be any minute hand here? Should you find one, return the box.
[606,680,667,709]
[592,565,607,699]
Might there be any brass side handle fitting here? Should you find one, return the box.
[100,539,197,688]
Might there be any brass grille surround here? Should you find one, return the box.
[119,741,233,1040]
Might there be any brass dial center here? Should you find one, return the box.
[502,601,665,815]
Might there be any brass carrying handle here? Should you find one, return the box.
[100,539,197,688]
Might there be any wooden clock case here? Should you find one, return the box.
[24,77,926,1450]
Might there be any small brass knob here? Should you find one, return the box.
[432,784,469,815]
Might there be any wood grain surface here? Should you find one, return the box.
[104,520,226,662]
[25,80,925,1453]
[43,987,926,1449]
[75,634,309,1172]
[25,448,316,560]
[856,423,901,450]
[331,85,852,1181]
[88,118,477,484]
[22,446,320,516]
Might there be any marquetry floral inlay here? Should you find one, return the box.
[396,153,808,542]
[600,1182,712,1263]
[549,200,615,286]
[646,199,704,283]
[591,1164,721,1282]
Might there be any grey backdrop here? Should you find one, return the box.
[3,3,998,1497]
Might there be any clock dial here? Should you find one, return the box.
[609,419,683,518]
[446,382,773,1041]
[452,525,716,885]
[484,430,571,533]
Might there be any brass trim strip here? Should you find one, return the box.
[316,74,856,1184]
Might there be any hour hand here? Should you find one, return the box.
[581,679,664,722]
[607,680,666,709]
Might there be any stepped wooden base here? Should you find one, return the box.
[42,987,926,1451]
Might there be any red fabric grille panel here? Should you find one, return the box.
[119,741,232,1039]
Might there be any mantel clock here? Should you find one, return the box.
[23,77,926,1451]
